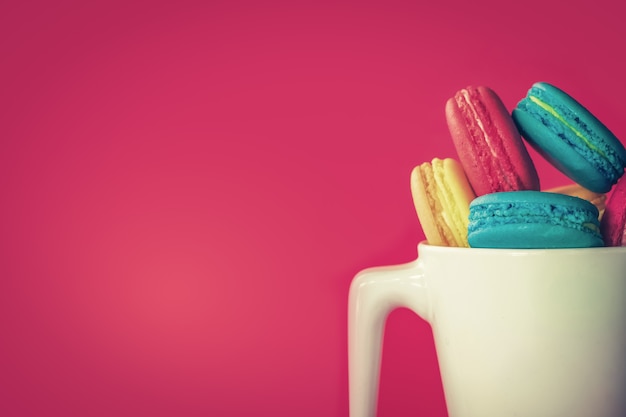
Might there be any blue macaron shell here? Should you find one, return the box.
[512,82,626,193]
[468,191,604,249]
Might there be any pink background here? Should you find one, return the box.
[2,1,626,416]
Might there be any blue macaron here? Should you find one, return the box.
[468,191,604,249]
[512,82,626,193]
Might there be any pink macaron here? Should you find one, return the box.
[445,86,540,196]
[600,173,626,246]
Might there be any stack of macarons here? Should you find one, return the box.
[410,81,626,249]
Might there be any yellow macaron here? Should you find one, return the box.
[410,158,476,247]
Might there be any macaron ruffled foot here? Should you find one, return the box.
[545,183,607,220]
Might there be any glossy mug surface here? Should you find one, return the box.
[348,242,626,417]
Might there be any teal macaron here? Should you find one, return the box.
[468,191,604,249]
[512,82,626,193]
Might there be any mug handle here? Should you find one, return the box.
[348,258,429,417]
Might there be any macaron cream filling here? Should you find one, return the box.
[431,159,469,246]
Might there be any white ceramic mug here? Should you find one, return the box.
[348,242,626,417]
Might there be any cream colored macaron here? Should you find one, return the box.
[410,158,476,247]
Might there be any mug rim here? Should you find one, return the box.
[417,240,626,255]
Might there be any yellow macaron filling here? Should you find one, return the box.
[431,159,471,247]
[528,95,607,158]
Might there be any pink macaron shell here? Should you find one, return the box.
[600,172,626,246]
[445,86,539,196]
